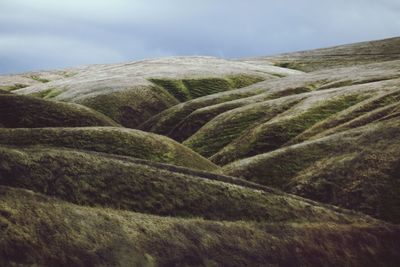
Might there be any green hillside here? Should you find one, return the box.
[1,37,400,266]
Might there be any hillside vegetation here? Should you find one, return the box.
[0,93,118,128]
[10,57,297,128]
[0,127,217,171]
[1,37,400,266]
[242,36,400,72]
[223,116,400,222]
[2,186,400,267]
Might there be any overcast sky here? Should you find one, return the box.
[1,0,399,74]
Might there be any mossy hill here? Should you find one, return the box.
[1,37,400,266]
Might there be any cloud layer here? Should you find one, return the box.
[1,0,400,74]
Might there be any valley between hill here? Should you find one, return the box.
[1,37,400,266]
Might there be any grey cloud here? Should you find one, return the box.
[1,0,399,74]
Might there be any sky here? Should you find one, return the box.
[1,0,400,74]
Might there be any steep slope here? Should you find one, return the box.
[0,127,217,171]
[243,36,400,72]
[2,186,400,267]
[0,93,118,128]
[0,145,370,223]
[211,82,397,164]
[9,57,300,128]
[135,40,400,224]
[1,36,400,266]
[223,114,400,223]
[141,60,400,141]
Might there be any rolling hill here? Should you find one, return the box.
[1,36,400,266]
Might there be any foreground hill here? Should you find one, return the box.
[0,127,217,171]
[0,93,119,128]
[1,36,400,266]
[0,145,371,223]
[2,186,400,267]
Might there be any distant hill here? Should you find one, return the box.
[242,36,400,71]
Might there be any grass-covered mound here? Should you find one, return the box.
[139,84,318,141]
[0,83,28,92]
[288,89,400,144]
[138,84,270,135]
[0,89,12,94]
[1,186,400,267]
[0,94,118,128]
[138,78,321,139]
[84,76,263,128]
[223,116,400,223]
[75,75,264,129]
[30,87,65,99]
[0,127,217,171]
[141,61,400,145]
[166,87,315,142]
[149,75,264,102]
[211,93,368,165]
[2,38,400,266]
[77,85,180,128]
[11,57,284,129]
[183,97,303,157]
[0,146,371,223]
[260,37,400,72]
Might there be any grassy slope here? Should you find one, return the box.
[289,89,400,143]
[0,145,371,223]
[166,86,314,142]
[258,37,400,72]
[0,94,118,128]
[211,93,369,164]
[139,82,317,140]
[77,85,180,128]
[14,74,267,129]
[0,127,217,172]
[141,60,400,144]
[183,96,303,157]
[190,79,399,165]
[223,116,400,223]
[2,186,400,267]
[64,76,265,129]
[0,83,28,92]
[138,84,269,135]
[149,75,265,102]
[2,38,400,266]
[138,79,322,138]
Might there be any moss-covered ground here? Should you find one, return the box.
[0,94,118,128]
[167,85,318,143]
[212,94,369,165]
[223,116,400,223]
[139,78,268,135]
[29,75,50,83]
[149,75,264,102]
[184,98,302,157]
[2,39,400,266]
[2,186,400,267]
[0,127,217,171]
[0,83,28,91]
[291,89,400,143]
[0,146,369,223]
[79,85,179,128]
[30,88,65,99]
